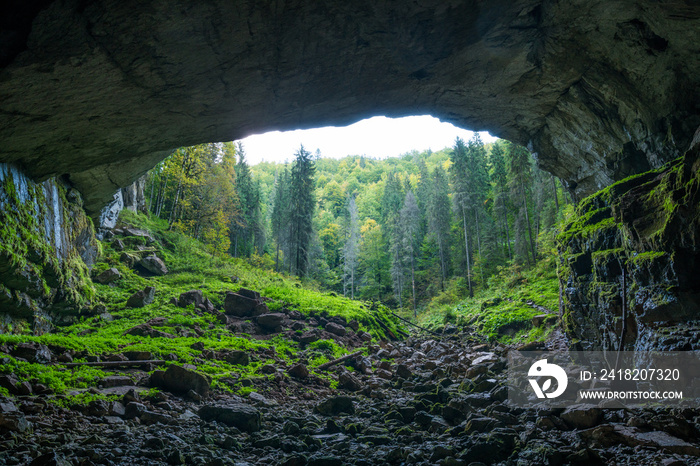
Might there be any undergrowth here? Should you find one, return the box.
[0,210,403,398]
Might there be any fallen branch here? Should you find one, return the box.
[315,351,364,371]
[62,359,165,368]
[388,311,441,336]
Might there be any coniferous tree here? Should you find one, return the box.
[490,141,512,260]
[450,137,474,297]
[427,166,451,291]
[271,165,291,272]
[400,191,420,316]
[343,196,360,299]
[506,142,537,265]
[288,145,316,277]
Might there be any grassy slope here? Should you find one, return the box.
[0,211,403,401]
[414,237,562,345]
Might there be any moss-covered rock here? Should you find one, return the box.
[0,163,97,334]
[558,137,700,351]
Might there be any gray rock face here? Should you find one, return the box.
[1,1,699,213]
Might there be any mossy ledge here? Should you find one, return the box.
[558,139,700,351]
[0,163,97,334]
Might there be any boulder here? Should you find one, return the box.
[198,404,261,432]
[0,412,30,433]
[256,313,286,330]
[581,424,700,456]
[161,364,211,397]
[28,452,71,466]
[224,289,268,317]
[11,342,52,364]
[287,363,309,379]
[298,330,321,344]
[136,255,168,276]
[177,289,204,308]
[560,404,603,429]
[221,350,250,366]
[126,286,155,308]
[315,396,355,416]
[338,372,363,392]
[93,267,121,284]
[324,322,347,337]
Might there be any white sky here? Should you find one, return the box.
[237,115,497,165]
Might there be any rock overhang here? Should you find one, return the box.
[0,0,699,214]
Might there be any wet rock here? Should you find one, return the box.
[11,342,52,364]
[198,404,261,432]
[124,402,147,420]
[161,365,211,397]
[338,372,363,392]
[0,412,30,433]
[324,322,346,337]
[93,267,121,284]
[560,404,602,429]
[177,289,204,308]
[126,286,156,308]
[28,452,71,466]
[315,396,355,416]
[288,363,309,379]
[136,255,169,276]
[257,313,286,330]
[581,424,700,456]
[395,363,412,379]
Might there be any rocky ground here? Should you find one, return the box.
[2,321,700,466]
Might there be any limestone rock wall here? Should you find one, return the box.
[558,132,700,351]
[0,163,97,334]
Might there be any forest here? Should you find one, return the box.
[144,135,571,318]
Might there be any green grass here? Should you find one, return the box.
[415,245,561,345]
[0,210,403,397]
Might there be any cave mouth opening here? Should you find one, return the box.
[236,115,498,165]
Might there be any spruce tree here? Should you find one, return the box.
[288,145,316,277]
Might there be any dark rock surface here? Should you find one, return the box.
[160,365,211,397]
[126,287,156,308]
[135,255,168,276]
[93,267,121,284]
[2,2,700,213]
[1,332,700,465]
[559,134,700,350]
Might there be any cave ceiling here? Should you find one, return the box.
[1,0,699,213]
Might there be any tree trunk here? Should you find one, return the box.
[551,175,560,212]
[501,194,512,260]
[462,205,473,298]
[519,174,537,264]
[475,208,484,285]
[410,254,416,317]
